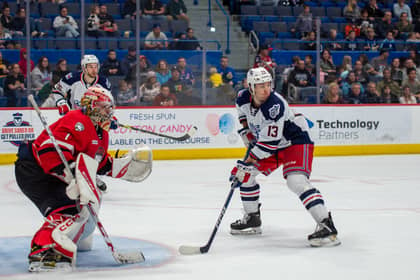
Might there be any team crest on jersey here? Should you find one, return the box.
[269,104,280,119]
[75,122,84,131]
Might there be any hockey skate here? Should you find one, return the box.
[230,205,262,235]
[308,212,341,247]
[28,244,73,273]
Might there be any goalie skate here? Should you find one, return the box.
[28,246,72,273]
[308,212,341,247]
[230,209,262,235]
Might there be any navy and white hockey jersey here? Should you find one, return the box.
[236,89,313,160]
[52,71,111,109]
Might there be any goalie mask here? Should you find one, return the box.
[81,86,115,131]
[247,67,272,95]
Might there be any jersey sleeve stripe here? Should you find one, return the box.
[40,139,75,154]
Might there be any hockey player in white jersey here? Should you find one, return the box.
[52,54,111,115]
[229,67,340,247]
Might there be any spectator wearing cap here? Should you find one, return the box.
[253,44,276,76]
[139,70,161,104]
[121,46,137,76]
[176,57,195,85]
[98,4,118,37]
[166,0,189,22]
[53,6,80,38]
[101,49,122,76]
[143,0,166,20]
[394,0,412,22]
[145,23,168,50]
[153,84,177,106]
[164,66,187,95]
[127,55,152,84]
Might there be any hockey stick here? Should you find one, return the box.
[178,149,251,255]
[119,123,198,141]
[28,95,144,264]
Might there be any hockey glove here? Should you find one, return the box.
[238,127,256,148]
[230,160,259,187]
[110,116,119,130]
[56,98,70,115]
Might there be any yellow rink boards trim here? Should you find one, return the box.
[1,144,420,165]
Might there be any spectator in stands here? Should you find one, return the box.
[153,84,177,106]
[143,0,166,20]
[375,11,394,39]
[0,51,10,78]
[399,84,418,103]
[287,59,312,88]
[320,49,336,81]
[343,0,361,22]
[359,53,377,77]
[122,0,142,19]
[366,0,384,21]
[139,71,161,104]
[155,59,172,85]
[408,49,420,66]
[353,59,370,87]
[376,67,401,99]
[253,44,276,77]
[365,81,382,103]
[379,31,396,51]
[166,0,189,22]
[341,71,364,97]
[379,85,394,103]
[116,79,136,106]
[176,57,195,85]
[303,31,316,50]
[121,46,138,76]
[98,4,119,37]
[344,30,359,51]
[18,48,34,79]
[0,6,13,31]
[344,20,361,38]
[322,82,345,104]
[101,49,122,76]
[395,12,413,40]
[390,57,403,85]
[218,56,237,87]
[341,55,353,74]
[30,56,52,91]
[304,54,315,76]
[402,58,420,81]
[371,48,389,77]
[11,7,26,37]
[363,28,379,51]
[177,85,201,105]
[357,9,374,38]
[175,27,201,50]
[0,23,14,49]
[127,55,152,84]
[4,63,24,107]
[207,66,223,88]
[393,0,412,23]
[53,7,79,38]
[164,66,186,95]
[290,4,312,39]
[325,29,343,51]
[345,82,366,104]
[145,23,169,50]
[52,58,69,81]
[402,68,420,95]
[87,4,102,38]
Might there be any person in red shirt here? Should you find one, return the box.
[253,44,276,77]
[15,86,152,272]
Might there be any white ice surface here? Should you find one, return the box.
[1,154,420,280]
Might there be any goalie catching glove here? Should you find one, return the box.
[110,144,153,182]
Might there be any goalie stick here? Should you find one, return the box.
[119,123,198,141]
[28,95,144,264]
[178,149,250,255]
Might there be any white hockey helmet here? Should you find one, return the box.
[247,67,272,95]
[81,54,100,71]
[81,86,114,131]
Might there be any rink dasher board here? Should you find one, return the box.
[1,104,420,164]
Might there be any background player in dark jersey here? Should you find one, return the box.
[229,67,340,247]
[15,86,152,272]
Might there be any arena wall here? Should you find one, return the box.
[1,104,420,164]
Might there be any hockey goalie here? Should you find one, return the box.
[14,86,152,272]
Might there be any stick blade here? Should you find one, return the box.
[113,251,145,264]
[178,245,202,255]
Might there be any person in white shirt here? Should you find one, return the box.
[53,6,79,38]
